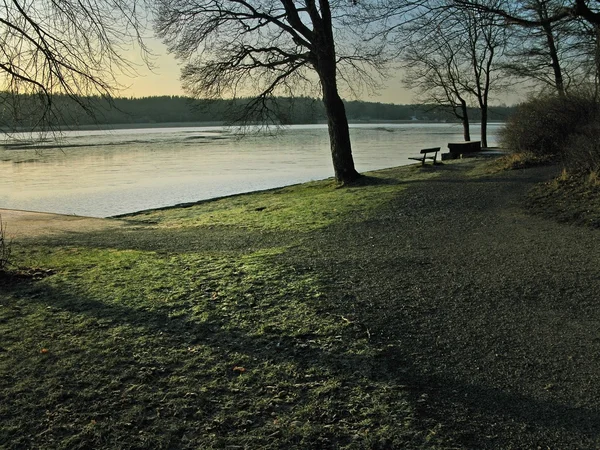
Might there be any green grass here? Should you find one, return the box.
[0,164,443,449]
[126,167,437,232]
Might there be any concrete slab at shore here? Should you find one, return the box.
[0,209,128,239]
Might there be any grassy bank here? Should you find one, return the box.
[484,152,600,229]
[527,168,600,228]
[1,165,442,449]
[2,158,599,449]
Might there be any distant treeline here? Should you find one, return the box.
[0,94,516,129]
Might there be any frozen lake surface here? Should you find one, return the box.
[0,123,501,217]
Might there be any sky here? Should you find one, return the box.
[120,39,520,106]
[120,40,417,104]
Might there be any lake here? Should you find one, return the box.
[0,123,501,217]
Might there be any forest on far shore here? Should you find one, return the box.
[0,94,516,129]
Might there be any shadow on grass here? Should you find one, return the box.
[28,226,297,254]
[1,276,422,448]
[2,274,600,448]
[377,345,600,446]
[341,175,404,188]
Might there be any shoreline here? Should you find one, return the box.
[1,125,504,218]
[1,155,510,235]
[0,159,424,237]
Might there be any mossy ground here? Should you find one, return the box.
[0,165,443,449]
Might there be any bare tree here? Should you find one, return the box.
[155,0,391,184]
[499,0,599,95]
[400,0,508,146]
[463,8,509,147]
[0,0,149,132]
[453,0,600,73]
[454,0,600,25]
[402,16,474,140]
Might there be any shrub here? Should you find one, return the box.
[0,216,11,272]
[562,122,600,174]
[499,93,600,165]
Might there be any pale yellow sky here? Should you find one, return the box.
[120,40,519,105]
[119,38,417,104]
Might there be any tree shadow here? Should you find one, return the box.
[3,159,595,447]
[3,274,600,448]
[341,174,404,187]
[376,345,600,447]
[25,225,297,254]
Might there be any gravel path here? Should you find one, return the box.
[289,160,600,448]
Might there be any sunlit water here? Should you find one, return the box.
[0,123,501,217]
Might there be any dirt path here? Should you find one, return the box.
[0,209,128,239]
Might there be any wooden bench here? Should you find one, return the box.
[446,141,481,159]
[408,147,441,166]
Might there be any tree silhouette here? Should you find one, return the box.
[0,0,148,131]
[155,0,389,183]
[400,0,509,146]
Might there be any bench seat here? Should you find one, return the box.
[408,147,441,166]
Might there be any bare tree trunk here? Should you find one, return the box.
[537,0,566,97]
[595,25,600,99]
[323,87,360,184]
[316,54,360,184]
[460,99,471,141]
[480,105,488,148]
[545,26,565,96]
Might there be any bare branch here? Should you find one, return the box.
[0,0,150,133]
[155,0,389,182]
